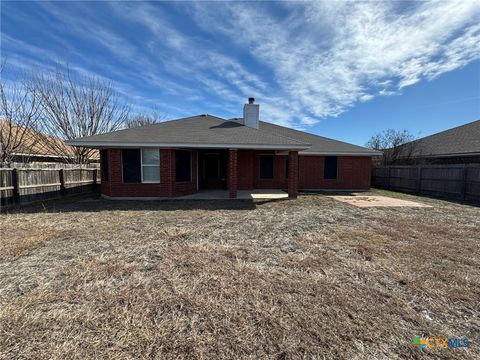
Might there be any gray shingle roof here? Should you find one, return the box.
[66,115,310,150]
[66,114,380,155]
[399,120,480,158]
[253,120,380,155]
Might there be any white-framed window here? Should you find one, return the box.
[141,148,160,183]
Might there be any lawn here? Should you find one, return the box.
[0,191,479,359]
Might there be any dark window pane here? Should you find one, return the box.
[260,155,274,179]
[122,149,141,183]
[204,154,220,179]
[100,150,109,181]
[324,156,338,179]
[176,150,191,182]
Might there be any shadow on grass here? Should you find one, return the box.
[371,188,480,208]
[1,193,263,214]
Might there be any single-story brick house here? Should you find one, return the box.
[66,98,380,198]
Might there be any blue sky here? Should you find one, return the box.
[1,1,479,146]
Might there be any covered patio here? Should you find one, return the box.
[178,189,289,200]
[225,149,299,199]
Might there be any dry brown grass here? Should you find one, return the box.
[0,192,479,359]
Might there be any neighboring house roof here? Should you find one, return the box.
[66,114,380,156]
[398,120,480,158]
[0,120,98,160]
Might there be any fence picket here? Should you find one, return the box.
[372,164,480,202]
[0,167,99,206]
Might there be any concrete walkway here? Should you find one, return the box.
[330,195,432,208]
[178,189,289,200]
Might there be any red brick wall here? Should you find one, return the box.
[299,156,371,190]
[288,151,299,198]
[227,149,238,198]
[236,151,371,191]
[237,150,289,190]
[237,150,255,190]
[101,148,197,198]
[100,149,372,197]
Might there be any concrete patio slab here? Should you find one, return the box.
[178,189,288,200]
[330,195,432,208]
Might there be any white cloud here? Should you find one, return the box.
[359,94,374,102]
[191,0,480,124]
[300,117,319,126]
[3,0,479,129]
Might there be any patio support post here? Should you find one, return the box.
[228,149,238,198]
[288,151,298,198]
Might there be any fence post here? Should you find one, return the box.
[387,166,391,190]
[416,166,422,194]
[11,168,20,204]
[59,169,66,197]
[460,165,467,200]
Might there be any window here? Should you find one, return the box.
[141,149,160,183]
[176,150,191,182]
[260,155,274,179]
[122,149,160,183]
[122,149,141,183]
[324,156,338,179]
[204,153,220,179]
[100,150,109,181]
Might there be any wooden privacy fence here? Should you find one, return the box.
[0,168,99,206]
[372,165,480,202]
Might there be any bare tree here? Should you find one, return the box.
[32,65,129,164]
[125,110,164,128]
[366,129,417,165]
[0,63,42,166]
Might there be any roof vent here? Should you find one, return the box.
[243,98,259,129]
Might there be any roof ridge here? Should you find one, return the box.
[135,114,223,128]
[227,118,311,146]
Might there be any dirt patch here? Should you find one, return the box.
[331,195,432,207]
[0,192,478,359]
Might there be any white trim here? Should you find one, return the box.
[141,148,160,183]
[65,141,310,150]
[299,151,381,156]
